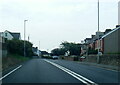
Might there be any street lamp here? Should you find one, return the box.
[24,20,28,57]
[97,0,100,63]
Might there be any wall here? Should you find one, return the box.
[3,31,13,40]
[0,36,2,57]
[104,28,120,54]
[83,55,119,66]
[0,37,7,57]
[0,41,2,85]
[118,1,120,25]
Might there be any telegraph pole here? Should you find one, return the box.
[24,20,28,57]
[28,34,30,42]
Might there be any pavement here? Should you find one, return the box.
[77,61,119,72]
[1,58,120,84]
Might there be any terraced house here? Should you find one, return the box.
[99,25,120,54]
[81,25,120,55]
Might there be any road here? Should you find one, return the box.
[2,58,119,84]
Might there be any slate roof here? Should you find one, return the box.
[101,27,120,39]
[11,33,20,39]
[7,31,20,39]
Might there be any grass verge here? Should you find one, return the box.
[2,54,30,72]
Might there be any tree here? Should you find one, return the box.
[60,41,81,56]
[88,47,98,55]
[51,41,81,56]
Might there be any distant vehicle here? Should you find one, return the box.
[80,56,86,59]
[52,56,59,59]
[98,52,102,56]
[80,56,86,61]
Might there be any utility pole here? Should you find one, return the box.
[97,0,100,63]
[28,34,30,42]
[39,41,40,51]
[24,20,28,57]
[39,41,40,57]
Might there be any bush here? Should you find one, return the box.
[6,39,33,57]
[88,49,98,55]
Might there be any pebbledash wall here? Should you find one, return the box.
[0,36,7,57]
[118,1,120,25]
[104,28,120,54]
[118,1,120,55]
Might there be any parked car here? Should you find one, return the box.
[80,56,86,61]
[98,52,102,56]
[52,56,59,59]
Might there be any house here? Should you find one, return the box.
[41,51,49,57]
[84,38,92,44]
[80,43,88,55]
[81,31,104,55]
[0,30,21,40]
[81,25,120,55]
[93,31,104,51]
[100,25,120,54]
[32,47,41,56]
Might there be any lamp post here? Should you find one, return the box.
[24,20,28,57]
[39,41,40,57]
[97,0,100,63]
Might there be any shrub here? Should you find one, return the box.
[6,39,33,57]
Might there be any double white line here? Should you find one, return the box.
[44,59,98,85]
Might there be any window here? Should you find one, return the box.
[5,33,7,37]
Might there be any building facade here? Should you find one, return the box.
[101,27,120,54]
[0,30,21,40]
[81,25,120,55]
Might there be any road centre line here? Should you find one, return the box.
[45,60,88,84]
[44,59,98,85]
[0,65,22,81]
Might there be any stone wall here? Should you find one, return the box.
[83,54,119,66]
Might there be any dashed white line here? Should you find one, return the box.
[0,65,22,80]
[44,59,98,85]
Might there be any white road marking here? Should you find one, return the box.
[44,59,98,85]
[0,65,22,80]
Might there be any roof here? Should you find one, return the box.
[32,47,38,52]
[6,30,20,39]
[85,38,92,40]
[101,27,120,39]
[11,33,20,39]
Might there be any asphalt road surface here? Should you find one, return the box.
[1,58,120,84]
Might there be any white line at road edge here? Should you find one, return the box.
[0,65,22,81]
[44,59,98,85]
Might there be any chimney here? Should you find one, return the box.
[104,29,112,34]
[116,25,120,28]
[91,35,95,38]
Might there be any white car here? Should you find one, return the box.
[52,56,59,59]
[98,52,102,56]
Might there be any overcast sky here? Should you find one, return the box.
[0,0,119,52]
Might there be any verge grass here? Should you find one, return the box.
[2,54,30,71]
